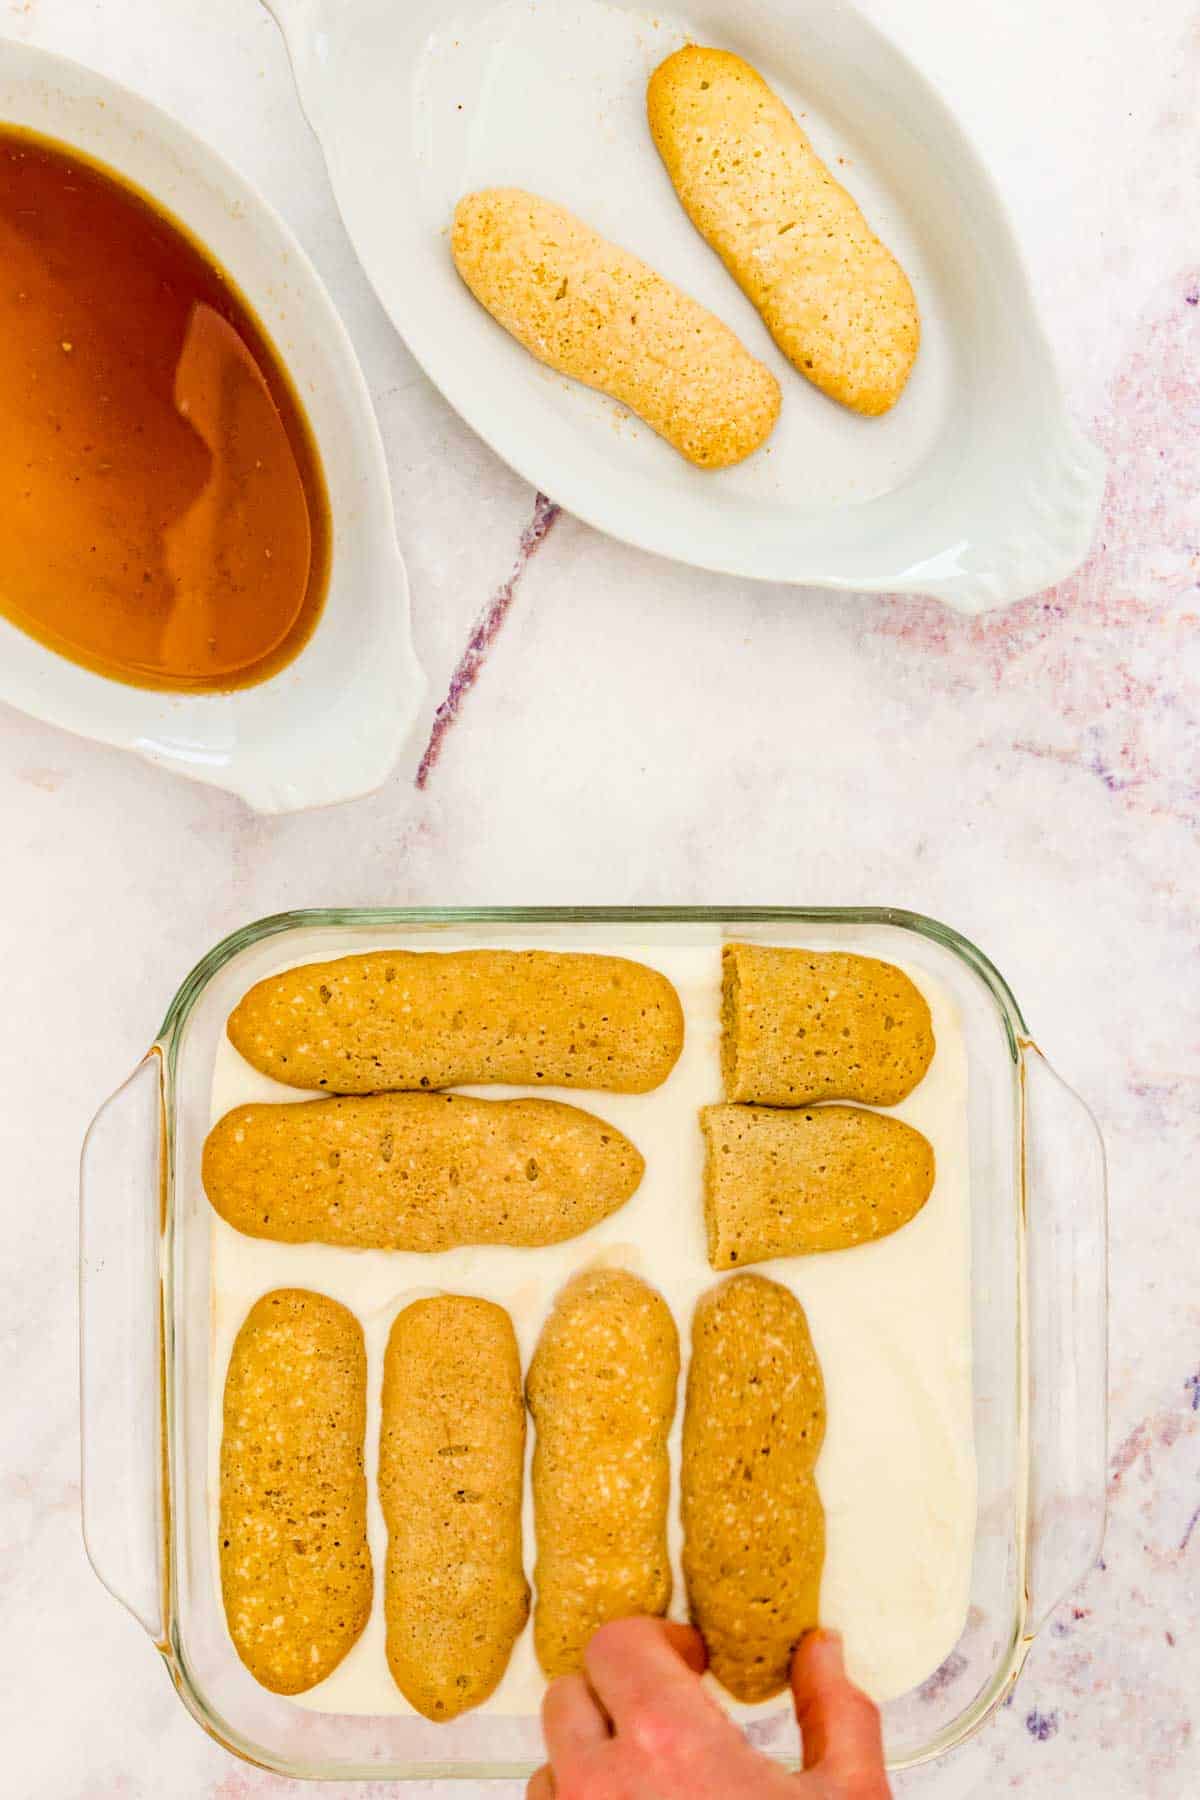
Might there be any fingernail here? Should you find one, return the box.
[807,1628,844,1671]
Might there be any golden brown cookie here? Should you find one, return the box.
[380,1296,529,1721]
[721,943,935,1106]
[228,947,685,1095]
[202,1091,644,1251]
[700,1101,935,1267]
[451,187,780,468]
[682,1274,825,1701]
[526,1269,679,1677]
[219,1288,372,1695]
[648,47,919,415]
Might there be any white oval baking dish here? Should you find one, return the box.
[0,39,424,813]
[263,0,1105,610]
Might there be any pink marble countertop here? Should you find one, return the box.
[0,0,1195,1795]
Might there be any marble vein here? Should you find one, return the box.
[414,493,561,790]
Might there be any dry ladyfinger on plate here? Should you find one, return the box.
[227,946,684,1095]
[647,46,920,416]
[682,1274,826,1702]
[380,1296,529,1721]
[700,1102,935,1269]
[202,1091,644,1252]
[526,1268,680,1677]
[451,187,780,468]
[721,942,935,1106]
[219,1288,372,1695]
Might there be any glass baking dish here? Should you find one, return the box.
[79,906,1107,1780]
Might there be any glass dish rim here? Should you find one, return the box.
[152,904,1034,1779]
[155,904,1030,1056]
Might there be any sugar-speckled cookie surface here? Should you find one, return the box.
[451,187,780,468]
[526,1268,679,1677]
[682,1274,825,1702]
[202,1091,644,1251]
[648,47,919,415]
[721,943,935,1106]
[227,947,684,1095]
[219,1289,372,1695]
[380,1297,529,1722]
[701,1102,935,1267]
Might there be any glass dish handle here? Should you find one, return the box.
[1021,1043,1108,1632]
[79,1052,166,1643]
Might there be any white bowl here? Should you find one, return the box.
[0,38,424,813]
[267,0,1105,611]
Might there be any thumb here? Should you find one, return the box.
[790,1631,890,1796]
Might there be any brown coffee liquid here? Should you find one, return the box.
[0,127,330,691]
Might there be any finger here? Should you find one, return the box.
[791,1631,888,1790]
[656,1620,709,1676]
[526,1765,555,1800]
[542,1671,611,1766]
[583,1616,713,1734]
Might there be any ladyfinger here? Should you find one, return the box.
[203,1092,644,1251]
[648,47,919,415]
[219,1289,372,1694]
[452,187,780,468]
[228,947,684,1096]
[379,1297,529,1720]
[682,1274,825,1701]
[526,1268,679,1676]
[721,943,935,1107]
[701,1102,935,1267]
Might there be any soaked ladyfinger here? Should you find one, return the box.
[721,943,935,1107]
[203,1091,644,1251]
[526,1268,679,1676]
[701,1101,935,1267]
[380,1297,529,1721]
[220,1288,372,1694]
[228,946,684,1095]
[682,1274,825,1701]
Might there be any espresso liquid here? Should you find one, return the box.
[0,127,330,691]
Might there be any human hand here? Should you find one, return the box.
[527,1618,890,1800]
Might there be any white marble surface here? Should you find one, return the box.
[0,0,1196,1795]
